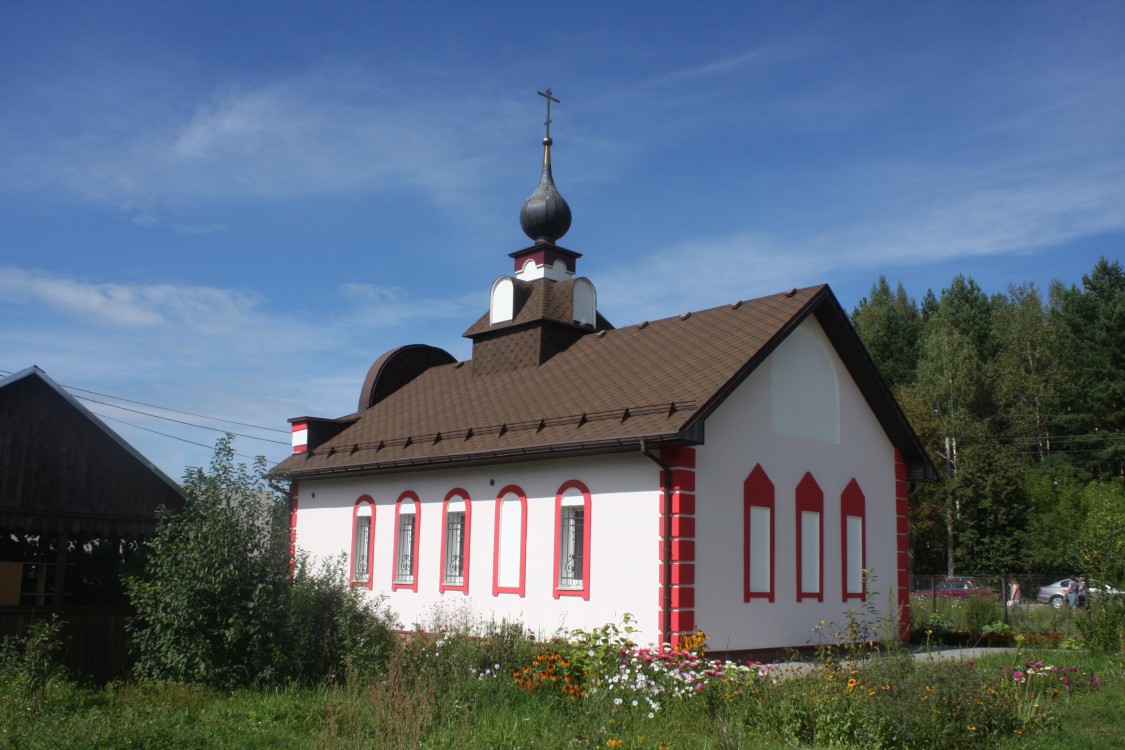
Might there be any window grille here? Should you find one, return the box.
[444,511,465,585]
[395,514,415,584]
[558,506,584,588]
[353,516,371,583]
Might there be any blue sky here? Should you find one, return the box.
[2,1,1122,480]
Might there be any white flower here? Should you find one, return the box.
[614,697,623,705]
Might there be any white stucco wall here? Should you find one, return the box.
[693,317,898,651]
[294,452,662,642]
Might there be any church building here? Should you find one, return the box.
[275,102,935,651]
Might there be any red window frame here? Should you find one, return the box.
[491,485,527,597]
[391,491,421,592]
[350,495,376,589]
[439,488,472,594]
[795,472,824,602]
[553,479,591,600]
[743,464,775,602]
[841,479,867,602]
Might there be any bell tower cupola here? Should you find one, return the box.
[466,89,610,376]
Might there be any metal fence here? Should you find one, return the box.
[908,573,1076,621]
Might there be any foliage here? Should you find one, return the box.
[1071,478,1125,588]
[0,616,68,701]
[851,258,1125,574]
[127,435,395,689]
[2,615,1122,750]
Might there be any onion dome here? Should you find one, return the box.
[519,90,572,245]
[520,136,571,243]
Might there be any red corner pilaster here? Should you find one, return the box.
[288,482,300,574]
[893,449,911,642]
[660,446,697,648]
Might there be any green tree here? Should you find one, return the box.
[851,276,923,391]
[128,436,396,688]
[989,284,1063,462]
[1051,258,1125,477]
[128,436,292,687]
[1072,478,1125,587]
[951,440,1031,572]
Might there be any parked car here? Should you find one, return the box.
[919,577,996,599]
[1036,578,1124,608]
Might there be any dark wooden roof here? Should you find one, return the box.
[278,285,937,482]
[0,367,184,537]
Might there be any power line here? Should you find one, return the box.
[77,395,288,445]
[1,366,287,433]
[91,411,275,462]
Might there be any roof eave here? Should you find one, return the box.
[281,425,704,480]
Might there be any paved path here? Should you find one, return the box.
[766,645,1017,680]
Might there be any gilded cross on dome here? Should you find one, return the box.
[537,89,559,140]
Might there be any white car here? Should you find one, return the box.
[1036,578,1123,608]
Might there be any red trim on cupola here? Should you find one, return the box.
[508,243,581,274]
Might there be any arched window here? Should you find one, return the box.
[795,473,824,602]
[553,480,591,600]
[841,479,867,602]
[492,485,527,597]
[572,278,596,327]
[743,465,775,602]
[440,488,472,594]
[392,492,420,592]
[490,276,515,325]
[351,495,375,588]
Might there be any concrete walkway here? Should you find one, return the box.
[766,645,1017,680]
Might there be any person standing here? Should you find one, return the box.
[1077,576,1088,608]
[1067,577,1079,608]
[1007,579,1021,607]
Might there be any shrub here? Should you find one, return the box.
[963,595,999,634]
[0,616,68,700]
[128,435,396,688]
[1075,597,1125,652]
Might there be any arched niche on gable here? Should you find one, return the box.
[490,276,515,325]
[572,278,596,327]
[770,325,840,444]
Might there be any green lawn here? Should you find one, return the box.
[3,646,1122,749]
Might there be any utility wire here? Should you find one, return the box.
[78,395,288,445]
[91,411,275,462]
[1,366,287,434]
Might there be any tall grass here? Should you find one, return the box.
[2,612,1121,749]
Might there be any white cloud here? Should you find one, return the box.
[0,69,527,225]
[0,267,265,330]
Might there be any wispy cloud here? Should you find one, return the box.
[0,68,526,225]
[0,267,264,329]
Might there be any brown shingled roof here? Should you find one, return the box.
[277,285,937,482]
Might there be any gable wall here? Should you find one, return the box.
[693,317,899,651]
[294,452,662,641]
